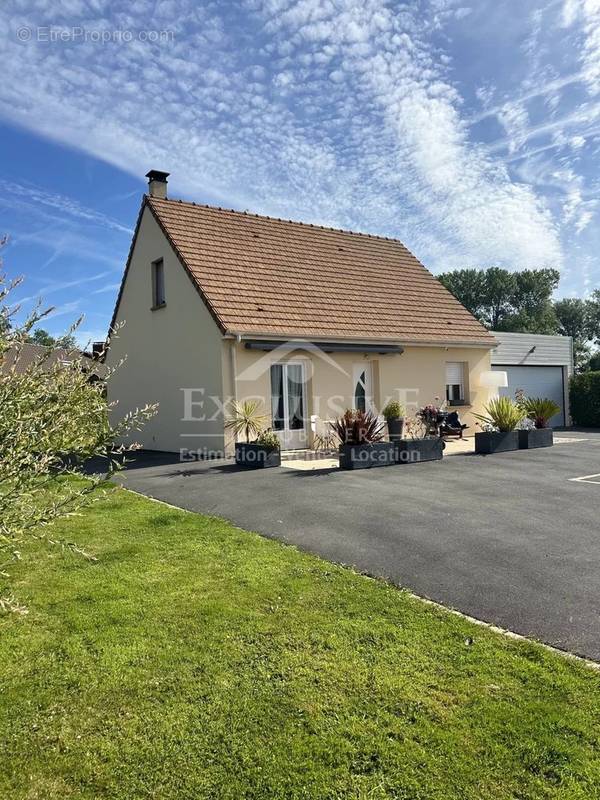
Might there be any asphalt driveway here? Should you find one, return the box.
[116,433,600,660]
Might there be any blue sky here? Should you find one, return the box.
[1,0,599,344]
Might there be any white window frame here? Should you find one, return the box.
[445,362,466,404]
[270,360,308,449]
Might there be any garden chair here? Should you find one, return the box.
[440,410,468,439]
[310,415,337,452]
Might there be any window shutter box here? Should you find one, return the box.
[445,362,463,384]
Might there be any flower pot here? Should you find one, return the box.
[475,431,519,455]
[518,428,553,449]
[386,417,405,442]
[235,442,281,469]
[394,438,444,464]
[338,442,395,470]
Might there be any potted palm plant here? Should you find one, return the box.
[330,409,393,470]
[382,400,406,441]
[225,400,281,468]
[474,397,524,454]
[517,397,559,449]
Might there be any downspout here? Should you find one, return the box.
[232,335,241,407]
[227,335,241,454]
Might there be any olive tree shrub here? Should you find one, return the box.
[0,265,156,613]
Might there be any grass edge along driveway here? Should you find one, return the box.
[1,486,600,799]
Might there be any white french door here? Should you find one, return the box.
[270,362,308,449]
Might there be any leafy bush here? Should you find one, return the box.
[0,263,156,613]
[382,400,405,420]
[570,372,600,427]
[474,397,525,432]
[522,397,561,429]
[330,409,385,445]
[255,430,280,451]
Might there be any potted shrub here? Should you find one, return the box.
[235,429,281,468]
[394,411,444,464]
[382,400,406,441]
[518,397,559,449]
[473,397,524,454]
[330,409,394,470]
[225,400,281,469]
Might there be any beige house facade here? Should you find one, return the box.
[106,172,497,455]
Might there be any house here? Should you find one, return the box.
[490,331,573,427]
[106,170,498,455]
[1,342,106,383]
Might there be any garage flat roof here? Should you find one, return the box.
[491,331,573,370]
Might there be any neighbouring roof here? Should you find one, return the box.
[0,342,105,377]
[145,196,496,346]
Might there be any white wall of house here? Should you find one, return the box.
[106,206,225,454]
[228,339,493,452]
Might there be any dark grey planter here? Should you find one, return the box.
[518,428,554,449]
[386,417,405,442]
[235,442,281,469]
[475,431,519,455]
[338,442,395,470]
[394,438,444,464]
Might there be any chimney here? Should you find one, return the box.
[145,170,169,199]
[91,341,105,359]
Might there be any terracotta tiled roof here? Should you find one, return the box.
[147,196,496,346]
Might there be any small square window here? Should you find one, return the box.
[152,259,166,308]
[445,362,466,404]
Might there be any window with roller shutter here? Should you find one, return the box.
[446,362,465,404]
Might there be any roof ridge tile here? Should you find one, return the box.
[148,195,415,247]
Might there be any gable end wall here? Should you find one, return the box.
[106,206,225,454]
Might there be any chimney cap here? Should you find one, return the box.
[145,170,170,183]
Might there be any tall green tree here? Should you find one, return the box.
[438,267,559,332]
[554,298,590,370]
[495,269,560,334]
[28,328,77,349]
[482,267,517,329]
[436,269,486,320]
[587,289,600,347]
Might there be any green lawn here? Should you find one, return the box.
[1,487,600,799]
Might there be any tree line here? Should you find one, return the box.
[25,327,77,349]
[0,306,78,350]
[437,268,600,371]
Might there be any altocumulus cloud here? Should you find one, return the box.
[3,0,600,283]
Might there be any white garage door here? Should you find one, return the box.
[492,365,565,426]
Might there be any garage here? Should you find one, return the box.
[490,332,573,427]
[493,365,565,426]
